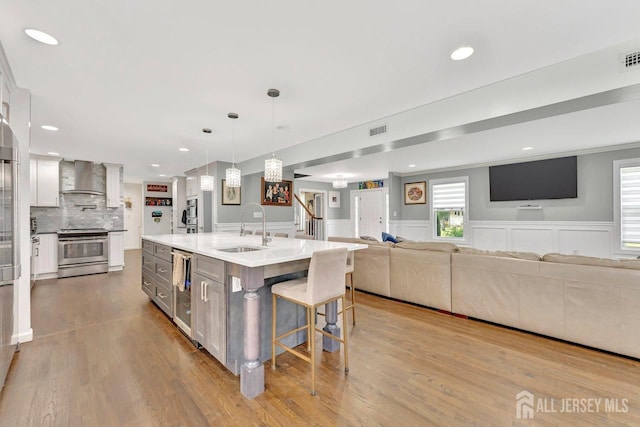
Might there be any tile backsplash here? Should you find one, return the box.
[31,161,124,232]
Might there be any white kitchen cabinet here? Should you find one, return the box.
[29,158,37,206]
[104,163,122,208]
[1,68,10,123]
[172,176,187,233]
[185,170,198,198]
[108,232,125,269]
[33,233,58,277]
[30,156,61,207]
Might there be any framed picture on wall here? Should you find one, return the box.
[329,191,341,208]
[404,181,427,204]
[221,179,241,205]
[261,177,293,206]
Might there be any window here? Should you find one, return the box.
[430,177,469,242]
[615,159,640,251]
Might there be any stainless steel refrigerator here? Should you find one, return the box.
[0,120,20,389]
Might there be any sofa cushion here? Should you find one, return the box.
[395,235,408,242]
[359,235,379,242]
[458,247,541,261]
[393,241,458,253]
[543,253,640,270]
[494,251,541,261]
[381,232,398,243]
[458,247,492,255]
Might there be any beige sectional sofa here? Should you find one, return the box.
[452,250,640,359]
[328,237,455,311]
[330,236,640,359]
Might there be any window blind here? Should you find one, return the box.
[432,181,466,209]
[620,165,640,246]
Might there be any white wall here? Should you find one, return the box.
[142,181,172,235]
[124,182,143,249]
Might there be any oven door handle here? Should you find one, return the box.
[59,238,108,244]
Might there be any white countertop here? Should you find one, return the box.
[142,233,367,267]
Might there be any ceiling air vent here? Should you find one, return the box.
[621,50,640,71]
[369,124,387,137]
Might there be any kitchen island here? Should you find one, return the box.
[141,232,366,399]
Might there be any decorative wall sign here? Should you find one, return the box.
[261,178,293,206]
[358,180,384,189]
[145,197,172,206]
[147,184,168,193]
[404,181,427,205]
[221,179,241,205]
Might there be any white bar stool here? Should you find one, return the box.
[271,248,349,396]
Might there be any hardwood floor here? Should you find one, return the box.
[1,249,640,426]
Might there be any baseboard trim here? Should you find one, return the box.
[12,328,33,344]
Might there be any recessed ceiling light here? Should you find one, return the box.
[24,29,59,46]
[179,147,189,152]
[159,174,166,177]
[408,164,416,168]
[47,152,59,156]
[450,46,474,61]
[522,146,534,151]
[151,164,159,167]
[41,125,58,131]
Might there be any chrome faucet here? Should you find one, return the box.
[240,202,271,246]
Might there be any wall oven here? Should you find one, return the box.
[58,229,109,278]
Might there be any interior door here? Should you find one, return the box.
[358,190,384,239]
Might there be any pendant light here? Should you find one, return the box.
[333,175,347,188]
[225,112,241,187]
[200,128,214,191]
[264,88,283,182]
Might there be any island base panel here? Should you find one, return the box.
[322,300,341,352]
[240,362,264,399]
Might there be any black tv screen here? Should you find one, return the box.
[489,156,577,202]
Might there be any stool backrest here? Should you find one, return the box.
[307,248,348,302]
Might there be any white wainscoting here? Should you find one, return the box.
[387,220,614,258]
[469,221,614,258]
[326,219,353,238]
[390,220,431,242]
[214,221,296,238]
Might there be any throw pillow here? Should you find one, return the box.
[381,232,398,243]
[359,235,379,242]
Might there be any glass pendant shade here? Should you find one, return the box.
[333,175,347,188]
[264,154,282,182]
[200,174,214,191]
[226,166,241,187]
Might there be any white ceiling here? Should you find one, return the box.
[2,0,640,182]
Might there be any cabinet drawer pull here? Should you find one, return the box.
[144,260,152,265]
[157,292,168,299]
[204,282,209,302]
[158,268,167,273]
[143,280,152,287]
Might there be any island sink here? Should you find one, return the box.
[217,246,264,253]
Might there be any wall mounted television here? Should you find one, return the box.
[489,156,577,202]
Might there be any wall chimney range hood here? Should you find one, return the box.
[63,160,105,195]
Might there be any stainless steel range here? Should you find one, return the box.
[57,228,109,278]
